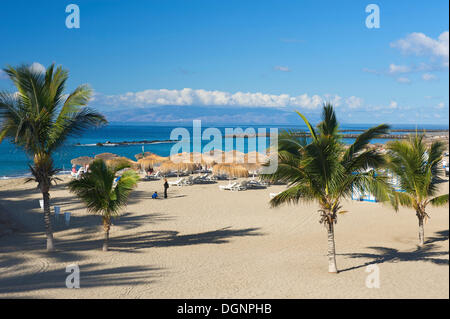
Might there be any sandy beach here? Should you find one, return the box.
[0,174,448,299]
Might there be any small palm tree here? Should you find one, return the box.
[68,159,139,251]
[387,134,449,246]
[0,64,107,251]
[262,104,394,273]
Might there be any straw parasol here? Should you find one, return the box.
[212,163,249,178]
[157,160,200,174]
[95,152,119,161]
[105,157,138,170]
[170,152,203,163]
[70,156,93,167]
[135,151,166,160]
[244,151,268,164]
[201,150,223,167]
[137,153,169,170]
[223,150,246,164]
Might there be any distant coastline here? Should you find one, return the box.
[75,139,177,147]
[225,129,449,139]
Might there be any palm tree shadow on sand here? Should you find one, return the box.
[0,263,163,295]
[338,229,449,273]
[60,227,265,253]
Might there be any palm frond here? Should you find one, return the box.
[429,194,449,207]
[270,183,318,208]
[343,124,390,165]
[68,160,139,218]
[295,110,317,141]
[317,103,339,137]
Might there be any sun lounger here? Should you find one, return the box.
[169,177,186,186]
[183,176,194,185]
[246,180,267,189]
[230,181,248,191]
[193,174,216,184]
[213,174,235,180]
[145,171,162,180]
[269,192,281,199]
[219,182,238,190]
[70,167,85,179]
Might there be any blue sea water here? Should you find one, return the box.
[0,123,447,178]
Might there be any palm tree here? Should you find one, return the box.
[262,104,394,273]
[0,63,107,251]
[68,159,139,251]
[387,134,449,246]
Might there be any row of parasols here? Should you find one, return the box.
[71,150,270,178]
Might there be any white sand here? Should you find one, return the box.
[0,175,448,298]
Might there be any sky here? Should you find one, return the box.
[0,0,448,125]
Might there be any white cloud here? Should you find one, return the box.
[388,63,411,74]
[93,88,354,110]
[274,65,291,72]
[396,77,411,84]
[388,101,398,109]
[29,62,46,74]
[436,102,445,109]
[390,31,449,68]
[0,69,6,79]
[422,73,437,81]
[345,96,363,109]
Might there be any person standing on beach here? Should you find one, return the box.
[164,178,169,198]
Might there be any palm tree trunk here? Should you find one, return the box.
[326,221,338,273]
[417,212,425,247]
[42,191,55,251]
[103,217,111,251]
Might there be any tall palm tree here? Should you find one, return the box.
[387,134,448,246]
[68,159,139,251]
[262,104,394,273]
[0,63,107,251]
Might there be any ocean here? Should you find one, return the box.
[0,123,447,178]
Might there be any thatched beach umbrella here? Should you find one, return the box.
[105,157,138,170]
[244,151,268,164]
[134,151,167,161]
[223,150,245,164]
[202,150,223,167]
[137,153,169,170]
[212,163,249,178]
[95,152,119,161]
[157,160,200,175]
[70,156,93,167]
[169,152,205,164]
[135,152,153,160]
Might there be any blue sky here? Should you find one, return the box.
[0,0,448,125]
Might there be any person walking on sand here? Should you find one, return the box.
[164,178,169,198]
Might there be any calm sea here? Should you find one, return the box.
[0,123,447,178]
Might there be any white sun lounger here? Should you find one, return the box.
[169,177,186,186]
[193,174,215,184]
[230,181,248,191]
[145,171,162,180]
[71,167,85,179]
[219,182,238,190]
[269,192,281,199]
[247,180,267,189]
[183,176,194,185]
